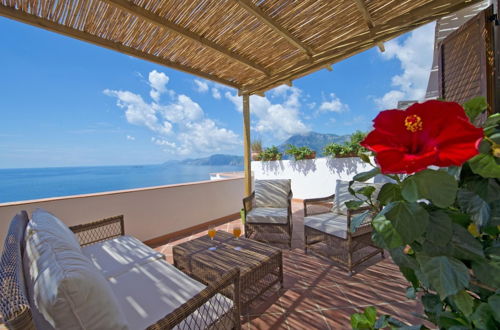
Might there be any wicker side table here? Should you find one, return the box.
[173,231,283,312]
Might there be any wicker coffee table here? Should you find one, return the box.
[173,231,283,312]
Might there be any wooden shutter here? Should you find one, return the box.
[439,5,496,113]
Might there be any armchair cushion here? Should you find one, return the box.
[333,180,383,215]
[246,207,288,224]
[81,235,165,278]
[304,213,348,239]
[255,179,291,208]
[108,258,233,330]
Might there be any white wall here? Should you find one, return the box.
[252,157,382,199]
[0,178,244,248]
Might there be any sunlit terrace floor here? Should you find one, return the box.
[152,202,427,329]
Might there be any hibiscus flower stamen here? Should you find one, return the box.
[404,115,423,133]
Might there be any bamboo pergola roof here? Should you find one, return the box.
[0,0,482,95]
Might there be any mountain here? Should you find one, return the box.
[164,154,243,166]
[277,132,350,156]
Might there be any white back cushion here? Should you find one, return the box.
[30,208,81,251]
[255,179,291,208]
[334,180,382,215]
[25,209,129,330]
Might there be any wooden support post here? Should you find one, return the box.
[242,94,252,196]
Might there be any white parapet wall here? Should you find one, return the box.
[252,157,380,200]
[0,177,244,249]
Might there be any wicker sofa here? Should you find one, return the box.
[0,209,240,330]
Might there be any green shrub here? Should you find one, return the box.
[258,146,282,161]
[285,145,316,160]
[323,130,368,157]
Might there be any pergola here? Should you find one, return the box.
[0,0,482,194]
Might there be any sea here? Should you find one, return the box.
[0,164,243,203]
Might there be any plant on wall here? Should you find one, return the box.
[251,140,263,160]
[285,145,316,160]
[258,146,283,161]
[346,98,500,329]
[323,130,368,158]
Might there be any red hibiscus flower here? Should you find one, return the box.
[361,100,484,174]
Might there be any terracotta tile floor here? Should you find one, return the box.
[153,202,429,329]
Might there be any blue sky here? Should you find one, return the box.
[0,17,435,168]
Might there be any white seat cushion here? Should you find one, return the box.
[82,235,165,278]
[304,212,348,239]
[255,179,291,208]
[25,214,129,330]
[246,207,288,224]
[108,259,233,330]
[333,180,383,215]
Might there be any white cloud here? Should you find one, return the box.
[374,22,435,109]
[103,89,172,135]
[126,135,135,141]
[211,87,221,100]
[149,70,169,102]
[319,93,349,113]
[225,86,309,142]
[194,79,209,93]
[105,71,241,157]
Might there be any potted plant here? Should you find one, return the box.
[259,146,283,161]
[251,140,263,161]
[346,98,500,329]
[323,130,368,158]
[285,145,316,160]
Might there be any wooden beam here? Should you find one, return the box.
[242,94,252,197]
[0,4,241,89]
[353,0,385,52]
[234,0,314,57]
[243,0,482,94]
[104,0,270,76]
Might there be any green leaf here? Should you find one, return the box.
[350,210,371,233]
[358,153,372,165]
[353,167,381,182]
[471,303,496,330]
[357,185,376,198]
[450,224,485,261]
[457,189,491,228]
[401,177,419,203]
[377,183,402,205]
[346,200,364,210]
[472,259,500,288]
[468,154,500,178]
[406,286,416,299]
[421,293,442,323]
[411,170,458,208]
[400,267,419,288]
[487,294,500,323]
[351,312,371,329]
[372,212,404,249]
[385,201,429,244]
[374,315,389,329]
[364,306,377,325]
[484,113,500,130]
[417,255,469,299]
[450,290,474,316]
[462,96,487,122]
[426,210,453,246]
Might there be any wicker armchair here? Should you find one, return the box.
[303,180,384,275]
[243,179,293,248]
[0,211,241,330]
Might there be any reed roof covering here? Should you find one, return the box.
[0,0,482,94]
